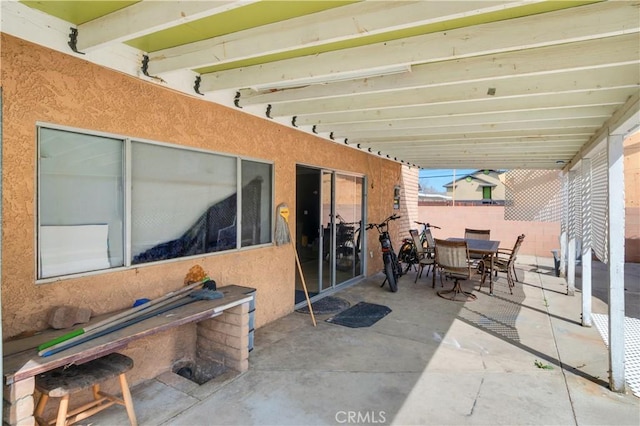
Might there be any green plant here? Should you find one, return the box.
[535,360,553,370]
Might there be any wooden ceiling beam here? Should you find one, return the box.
[198,1,638,91]
[76,1,249,52]
[239,34,640,106]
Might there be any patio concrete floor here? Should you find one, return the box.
[87,255,639,425]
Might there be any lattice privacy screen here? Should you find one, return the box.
[569,168,582,240]
[504,170,564,222]
[591,149,609,264]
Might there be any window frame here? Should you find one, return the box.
[36,123,274,283]
[482,186,492,200]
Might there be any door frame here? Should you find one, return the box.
[294,164,367,307]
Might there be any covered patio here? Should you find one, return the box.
[1,1,639,423]
[84,256,640,425]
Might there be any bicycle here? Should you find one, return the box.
[336,221,363,272]
[397,221,441,274]
[365,214,402,292]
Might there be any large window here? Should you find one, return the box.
[37,126,273,279]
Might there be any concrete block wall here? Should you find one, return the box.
[196,302,250,373]
[3,377,35,426]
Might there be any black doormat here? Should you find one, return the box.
[295,290,318,304]
[296,296,351,315]
[326,302,392,328]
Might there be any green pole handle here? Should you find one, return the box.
[38,329,84,351]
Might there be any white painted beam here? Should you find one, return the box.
[198,1,639,91]
[356,136,586,147]
[267,65,639,117]
[328,118,602,139]
[607,133,625,393]
[312,105,616,133]
[147,0,526,74]
[567,92,640,170]
[238,34,640,106]
[76,1,251,52]
[343,127,598,143]
[293,90,629,125]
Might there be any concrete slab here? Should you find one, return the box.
[83,257,639,425]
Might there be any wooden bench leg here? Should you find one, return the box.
[119,373,137,426]
[55,395,70,426]
[34,394,49,426]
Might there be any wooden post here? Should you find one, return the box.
[607,133,625,393]
[580,158,592,327]
[567,169,576,296]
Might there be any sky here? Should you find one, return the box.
[418,169,476,193]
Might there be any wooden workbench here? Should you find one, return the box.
[3,284,255,426]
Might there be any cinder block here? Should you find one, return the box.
[2,394,34,425]
[3,378,35,402]
[197,325,226,344]
[224,334,249,351]
[2,415,35,426]
[199,319,248,337]
[219,311,247,327]
[213,341,248,362]
[229,303,249,315]
[225,357,249,373]
[196,344,225,364]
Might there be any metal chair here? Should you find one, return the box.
[434,238,476,301]
[411,229,436,284]
[464,228,491,266]
[464,228,491,240]
[480,234,525,294]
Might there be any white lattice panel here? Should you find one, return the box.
[592,314,640,398]
[591,150,608,264]
[504,170,563,222]
[569,169,582,240]
[581,160,592,249]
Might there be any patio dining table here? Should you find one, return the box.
[447,238,500,295]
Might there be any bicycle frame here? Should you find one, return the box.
[366,214,402,292]
[397,221,441,274]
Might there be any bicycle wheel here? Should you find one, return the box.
[384,261,398,292]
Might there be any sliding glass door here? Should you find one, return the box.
[334,174,364,285]
[295,166,365,304]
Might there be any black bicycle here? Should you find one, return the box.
[397,221,441,274]
[366,214,402,292]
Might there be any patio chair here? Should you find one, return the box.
[479,234,525,294]
[434,238,476,301]
[464,228,491,267]
[411,229,436,285]
[464,228,491,240]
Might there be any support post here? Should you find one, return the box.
[567,170,576,296]
[581,158,592,327]
[607,133,625,392]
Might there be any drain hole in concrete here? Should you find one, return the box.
[173,359,227,385]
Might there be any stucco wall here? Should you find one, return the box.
[625,132,640,262]
[1,35,402,379]
[418,205,560,257]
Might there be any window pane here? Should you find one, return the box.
[38,128,124,278]
[241,160,272,247]
[335,174,363,282]
[131,143,237,264]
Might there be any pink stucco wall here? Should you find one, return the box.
[418,205,560,257]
